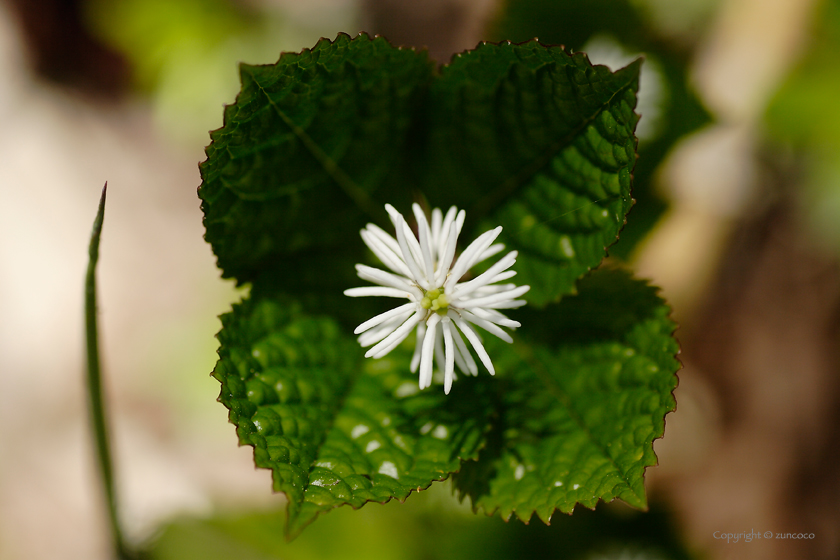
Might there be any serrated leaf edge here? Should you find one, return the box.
[460,270,680,525]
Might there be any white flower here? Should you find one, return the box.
[344,203,530,394]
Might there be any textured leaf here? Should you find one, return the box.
[453,268,678,522]
[213,296,492,537]
[424,42,639,305]
[200,33,677,538]
[199,35,641,309]
[491,0,712,261]
[199,33,434,289]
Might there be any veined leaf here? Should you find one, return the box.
[453,268,678,522]
[199,33,434,289]
[199,35,640,309]
[201,33,675,538]
[423,41,639,304]
[214,296,492,538]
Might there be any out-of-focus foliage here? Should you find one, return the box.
[85,0,254,91]
[144,485,693,560]
[201,33,679,538]
[82,0,357,144]
[629,0,722,42]
[492,0,711,259]
[766,0,840,252]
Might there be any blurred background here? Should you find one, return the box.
[0,0,838,559]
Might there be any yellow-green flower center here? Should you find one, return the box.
[420,288,449,315]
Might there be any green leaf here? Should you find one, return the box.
[453,268,678,522]
[214,296,492,538]
[490,0,713,261]
[200,33,675,538]
[199,33,435,288]
[424,43,639,305]
[199,35,641,308]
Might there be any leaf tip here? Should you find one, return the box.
[617,57,644,82]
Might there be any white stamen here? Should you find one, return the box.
[459,309,514,343]
[461,285,531,309]
[366,311,424,358]
[430,207,443,251]
[344,286,411,298]
[420,314,440,389]
[345,204,528,393]
[442,319,455,394]
[450,251,518,300]
[392,214,430,291]
[354,302,416,334]
[412,204,436,283]
[447,316,478,375]
[434,222,459,285]
[478,243,506,262]
[445,226,503,290]
[409,323,425,373]
[452,316,495,376]
[361,229,413,277]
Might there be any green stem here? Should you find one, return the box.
[85,183,133,559]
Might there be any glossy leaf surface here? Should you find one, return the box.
[454,268,678,521]
[214,297,492,537]
[200,33,678,538]
[200,35,639,308]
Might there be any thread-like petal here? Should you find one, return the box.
[367,311,424,358]
[419,314,440,389]
[410,323,425,373]
[461,285,530,309]
[344,286,411,298]
[450,251,518,300]
[361,229,412,277]
[452,316,495,376]
[354,302,416,334]
[445,226,503,290]
[442,319,455,394]
[346,203,528,393]
[412,203,435,283]
[459,309,513,343]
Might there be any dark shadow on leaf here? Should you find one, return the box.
[511,266,666,345]
[451,378,507,508]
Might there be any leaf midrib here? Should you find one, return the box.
[468,60,639,221]
[243,64,385,222]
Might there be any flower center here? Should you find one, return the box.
[420,287,449,315]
